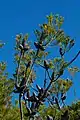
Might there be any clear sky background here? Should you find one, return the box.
[0,0,80,105]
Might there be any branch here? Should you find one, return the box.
[36,51,80,105]
[26,49,39,86]
[36,63,52,81]
[67,51,80,66]
[16,51,22,85]
[39,51,80,103]
[19,93,24,120]
[53,50,80,83]
[43,71,62,98]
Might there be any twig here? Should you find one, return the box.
[67,51,80,66]
[46,69,51,80]
[53,50,80,83]
[44,70,47,89]
[43,31,58,47]
[36,63,52,80]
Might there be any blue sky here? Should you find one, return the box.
[0,0,80,105]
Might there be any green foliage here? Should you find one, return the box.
[0,13,80,120]
[0,61,21,120]
[38,101,80,120]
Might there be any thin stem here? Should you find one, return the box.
[46,69,51,80]
[26,49,39,85]
[53,50,80,83]
[36,63,51,81]
[44,70,47,89]
[43,30,59,47]
[67,51,80,66]
[16,52,22,85]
